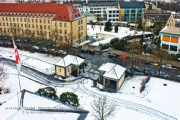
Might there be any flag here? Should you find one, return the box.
[12,36,21,75]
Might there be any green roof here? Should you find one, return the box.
[83,11,94,16]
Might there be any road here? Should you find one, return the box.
[78,51,180,81]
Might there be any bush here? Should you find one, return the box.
[59,92,79,107]
[36,87,58,99]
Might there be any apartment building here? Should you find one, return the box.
[0,3,87,44]
[160,26,180,54]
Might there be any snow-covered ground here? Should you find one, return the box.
[0,25,179,120]
[0,50,180,119]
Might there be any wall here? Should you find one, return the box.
[55,66,66,77]
[116,73,125,91]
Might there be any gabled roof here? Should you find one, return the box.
[98,63,126,80]
[55,55,85,67]
[0,3,83,21]
[119,1,145,8]
[0,89,89,120]
[160,26,180,35]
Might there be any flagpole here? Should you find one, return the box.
[18,74,21,91]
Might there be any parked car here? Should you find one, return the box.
[162,64,177,70]
[153,62,159,67]
[79,61,88,69]
[157,72,169,78]
[132,66,141,72]
[125,69,133,77]
[144,60,151,65]
[77,54,85,59]
[32,46,40,51]
[142,68,154,76]
[42,47,48,53]
[107,53,118,58]
[175,75,180,82]
[58,50,67,55]
[88,49,95,54]
[79,48,88,53]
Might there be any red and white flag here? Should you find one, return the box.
[12,36,21,75]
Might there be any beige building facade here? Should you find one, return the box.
[0,3,87,44]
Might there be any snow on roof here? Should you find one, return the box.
[98,63,126,80]
[55,55,85,67]
[0,89,88,120]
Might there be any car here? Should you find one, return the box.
[153,62,158,67]
[42,47,48,53]
[107,53,118,58]
[32,46,40,51]
[79,61,88,69]
[79,48,88,53]
[175,75,180,82]
[157,72,169,78]
[144,60,151,65]
[142,68,154,76]
[58,50,67,55]
[132,66,141,72]
[88,49,95,54]
[77,54,85,59]
[125,69,133,77]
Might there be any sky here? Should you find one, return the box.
[0,25,179,120]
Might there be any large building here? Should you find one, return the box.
[0,3,87,44]
[159,26,180,54]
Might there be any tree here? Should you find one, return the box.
[91,95,116,120]
[154,48,169,73]
[125,42,142,75]
[0,63,8,81]
[114,25,118,33]
[36,87,58,99]
[104,20,112,32]
[59,92,79,107]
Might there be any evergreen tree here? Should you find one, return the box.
[59,92,79,107]
[114,25,118,33]
[104,20,112,32]
[36,87,58,99]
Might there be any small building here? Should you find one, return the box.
[97,62,126,92]
[159,26,180,54]
[83,11,96,23]
[55,55,85,78]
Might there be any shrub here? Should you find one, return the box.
[59,92,79,107]
[36,87,58,99]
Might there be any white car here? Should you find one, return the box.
[162,64,177,70]
[58,50,67,55]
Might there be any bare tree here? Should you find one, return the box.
[154,48,169,73]
[91,95,116,120]
[0,64,8,81]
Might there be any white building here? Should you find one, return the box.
[159,26,180,54]
[106,8,120,22]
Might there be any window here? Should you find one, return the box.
[6,23,8,26]
[25,24,26,28]
[20,18,22,22]
[81,20,83,24]
[162,36,170,42]
[162,44,169,50]
[40,25,42,29]
[64,23,67,28]
[60,29,62,34]
[10,18,12,21]
[6,17,8,21]
[36,25,38,29]
[40,19,42,23]
[24,18,26,22]
[36,19,38,23]
[55,22,57,26]
[64,30,67,34]
[59,68,61,72]
[28,18,30,22]
[78,20,80,25]
[44,25,46,29]
[170,45,177,52]
[32,24,34,28]
[21,24,23,27]
[32,19,34,23]
[29,24,30,28]
[171,37,178,43]
[13,18,15,21]
[60,23,62,27]
[81,26,83,30]
[48,20,50,24]
[48,26,50,29]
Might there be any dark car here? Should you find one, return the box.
[77,54,85,59]
[42,47,48,53]
[125,69,133,77]
[132,66,141,72]
[79,48,88,53]
[107,53,118,58]
[142,68,154,76]
[0,41,4,46]
[79,61,88,69]
[157,72,169,78]
[88,49,95,54]
[144,60,151,65]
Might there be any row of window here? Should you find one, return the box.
[162,44,178,52]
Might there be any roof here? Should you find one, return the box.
[160,26,180,35]
[83,11,94,16]
[98,63,126,80]
[0,3,83,21]
[119,1,145,8]
[0,89,89,120]
[55,55,85,67]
